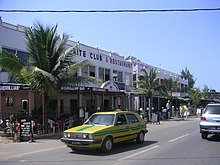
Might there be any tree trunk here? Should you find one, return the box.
[148,97,151,121]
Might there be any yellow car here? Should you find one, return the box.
[61,111,148,152]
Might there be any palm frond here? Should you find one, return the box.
[136,68,159,97]
[31,66,56,82]
[0,50,24,74]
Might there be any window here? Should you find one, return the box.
[205,105,220,114]
[125,72,132,86]
[82,65,88,77]
[89,66,95,77]
[85,114,115,125]
[118,71,123,82]
[126,114,139,124]
[1,48,16,72]
[105,69,110,81]
[5,97,13,106]
[2,47,16,54]
[17,50,28,65]
[99,67,104,80]
[113,70,117,81]
[113,70,123,82]
[2,47,28,71]
[116,114,127,125]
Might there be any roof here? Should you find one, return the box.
[94,110,133,115]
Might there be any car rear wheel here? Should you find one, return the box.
[201,133,208,139]
[136,131,145,143]
[101,136,113,153]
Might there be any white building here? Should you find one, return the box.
[0,18,132,117]
[129,58,188,114]
[0,17,188,118]
[0,17,133,91]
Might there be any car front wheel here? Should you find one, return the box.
[136,131,145,143]
[101,136,113,153]
[201,133,208,139]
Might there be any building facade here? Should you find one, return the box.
[0,17,188,123]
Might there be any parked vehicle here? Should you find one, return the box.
[61,111,148,152]
[200,104,220,139]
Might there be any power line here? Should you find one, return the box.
[0,8,220,13]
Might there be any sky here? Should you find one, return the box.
[0,0,220,91]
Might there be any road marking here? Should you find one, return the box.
[15,146,66,157]
[168,134,190,143]
[118,145,159,161]
[0,146,66,160]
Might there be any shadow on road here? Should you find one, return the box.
[207,134,220,142]
[70,140,158,156]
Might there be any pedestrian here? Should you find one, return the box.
[29,119,35,143]
[179,104,184,120]
[162,107,167,120]
[196,107,201,117]
[183,104,189,120]
[166,100,171,119]
[48,118,55,133]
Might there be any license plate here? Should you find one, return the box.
[71,141,81,145]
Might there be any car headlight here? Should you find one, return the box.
[82,134,88,139]
[82,133,93,139]
[88,134,93,140]
[64,132,71,138]
[63,133,67,138]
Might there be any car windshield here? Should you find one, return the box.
[205,105,220,114]
[84,114,115,125]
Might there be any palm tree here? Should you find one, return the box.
[189,88,202,109]
[160,77,178,99]
[201,85,210,99]
[0,22,95,130]
[136,68,161,120]
[180,67,196,90]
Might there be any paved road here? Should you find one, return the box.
[0,117,220,165]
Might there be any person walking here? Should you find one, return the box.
[166,100,171,119]
[179,104,184,120]
[183,104,189,120]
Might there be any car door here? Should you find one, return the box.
[126,113,141,139]
[114,113,130,143]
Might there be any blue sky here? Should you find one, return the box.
[1,0,220,91]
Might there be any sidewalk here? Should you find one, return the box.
[146,115,199,128]
[0,131,62,144]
